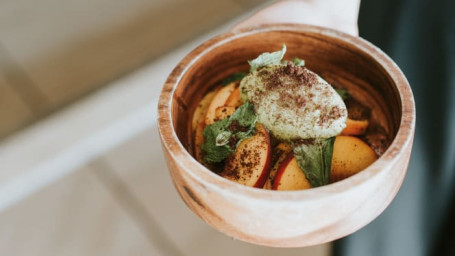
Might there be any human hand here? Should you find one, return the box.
[232,0,360,36]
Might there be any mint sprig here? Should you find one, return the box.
[201,102,257,164]
[293,57,305,66]
[248,44,286,72]
[293,137,336,187]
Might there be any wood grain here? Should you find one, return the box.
[157,24,415,247]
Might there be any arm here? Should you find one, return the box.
[232,0,360,36]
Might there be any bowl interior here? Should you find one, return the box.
[171,27,401,158]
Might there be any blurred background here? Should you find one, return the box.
[1,0,453,255]
[0,0,331,255]
[0,0,269,140]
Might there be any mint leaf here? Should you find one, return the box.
[293,137,336,187]
[248,44,287,72]
[221,72,247,85]
[229,102,257,146]
[293,57,305,66]
[201,102,257,163]
[201,119,233,163]
[216,131,232,146]
[229,101,257,127]
[335,88,351,101]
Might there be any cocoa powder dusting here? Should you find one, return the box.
[318,105,346,127]
[228,120,249,132]
[259,63,321,116]
[222,132,266,183]
[294,138,315,146]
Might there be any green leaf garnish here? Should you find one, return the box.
[229,102,257,127]
[201,102,257,164]
[201,118,234,163]
[221,72,247,85]
[248,44,287,72]
[293,137,336,187]
[335,88,351,101]
[293,57,305,66]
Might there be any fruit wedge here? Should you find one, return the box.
[194,120,206,162]
[205,82,236,125]
[192,89,217,132]
[221,124,271,188]
[330,136,377,182]
[272,153,312,191]
[341,118,369,136]
[225,86,243,107]
[214,106,236,122]
[263,143,293,190]
[193,89,220,161]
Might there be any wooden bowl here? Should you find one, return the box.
[157,24,415,247]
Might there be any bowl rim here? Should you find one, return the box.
[157,23,416,201]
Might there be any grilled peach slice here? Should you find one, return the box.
[221,124,271,188]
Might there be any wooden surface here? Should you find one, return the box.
[158,24,416,247]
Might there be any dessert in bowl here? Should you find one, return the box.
[157,24,415,247]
